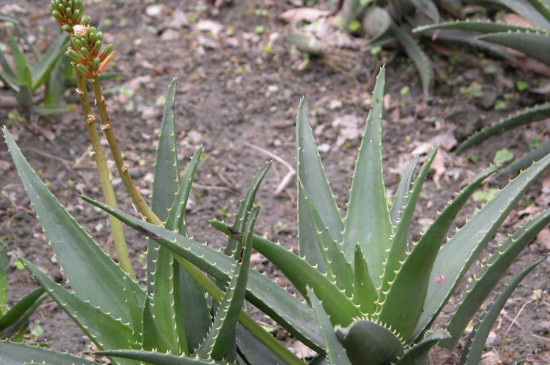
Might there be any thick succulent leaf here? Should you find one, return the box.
[43,55,66,107]
[142,296,173,353]
[352,245,377,315]
[308,288,352,365]
[493,0,550,30]
[235,324,287,365]
[31,32,68,91]
[19,257,139,365]
[0,46,16,83]
[4,128,145,326]
[343,67,392,287]
[81,197,324,352]
[0,13,20,23]
[0,340,100,365]
[215,220,361,327]
[413,153,550,340]
[390,155,419,226]
[390,23,433,99]
[497,139,550,178]
[380,148,437,301]
[0,291,46,339]
[414,20,539,34]
[478,31,550,66]
[455,102,550,153]
[297,99,343,271]
[0,245,6,314]
[394,330,449,365]
[340,0,367,30]
[381,166,497,342]
[122,275,143,337]
[0,286,45,330]
[225,162,271,259]
[97,350,222,365]
[459,258,544,365]
[300,181,354,296]
[148,78,180,292]
[8,31,31,88]
[166,146,203,235]
[528,0,550,21]
[149,79,187,352]
[442,208,550,349]
[336,320,404,365]
[198,207,258,360]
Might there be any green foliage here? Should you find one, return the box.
[0,245,46,341]
[212,68,548,364]
[0,24,71,117]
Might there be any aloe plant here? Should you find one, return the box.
[413,1,550,173]
[0,20,71,117]
[209,67,550,364]
[0,245,46,342]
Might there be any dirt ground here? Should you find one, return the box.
[0,1,549,364]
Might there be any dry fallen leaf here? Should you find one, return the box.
[279,7,330,24]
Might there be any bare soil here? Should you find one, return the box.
[0,0,549,364]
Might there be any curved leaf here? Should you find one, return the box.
[0,340,100,365]
[414,20,540,35]
[142,296,172,353]
[352,245,377,315]
[97,350,221,365]
[479,31,550,66]
[297,99,343,271]
[390,155,420,226]
[343,66,392,287]
[0,287,45,330]
[381,165,497,342]
[442,208,550,349]
[493,0,550,30]
[394,330,449,365]
[31,33,68,91]
[81,196,324,352]
[497,139,550,178]
[3,127,145,327]
[413,152,550,340]
[459,258,545,365]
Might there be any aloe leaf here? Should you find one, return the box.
[455,102,550,153]
[352,245,377,315]
[286,34,327,56]
[3,128,145,328]
[381,165,497,342]
[122,275,143,337]
[308,288,352,365]
[148,78,180,289]
[497,139,550,178]
[0,340,100,365]
[198,206,258,360]
[142,296,173,353]
[18,257,139,365]
[44,55,67,107]
[493,0,550,30]
[235,324,287,365]
[32,104,74,116]
[215,221,362,327]
[394,330,449,365]
[297,99,343,271]
[442,208,550,349]
[299,181,354,296]
[390,23,434,99]
[414,20,540,35]
[0,245,6,315]
[0,70,19,93]
[0,287,45,330]
[149,79,181,351]
[390,155,420,226]
[31,32,68,91]
[8,31,31,89]
[380,148,437,301]
[362,6,392,40]
[413,153,550,340]
[528,0,550,21]
[0,291,46,339]
[81,197,324,352]
[459,258,544,365]
[0,13,20,24]
[166,147,206,353]
[412,0,440,22]
[225,161,271,259]
[478,30,550,66]
[97,350,222,365]
[335,319,404,365]
[342,67,392,286]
